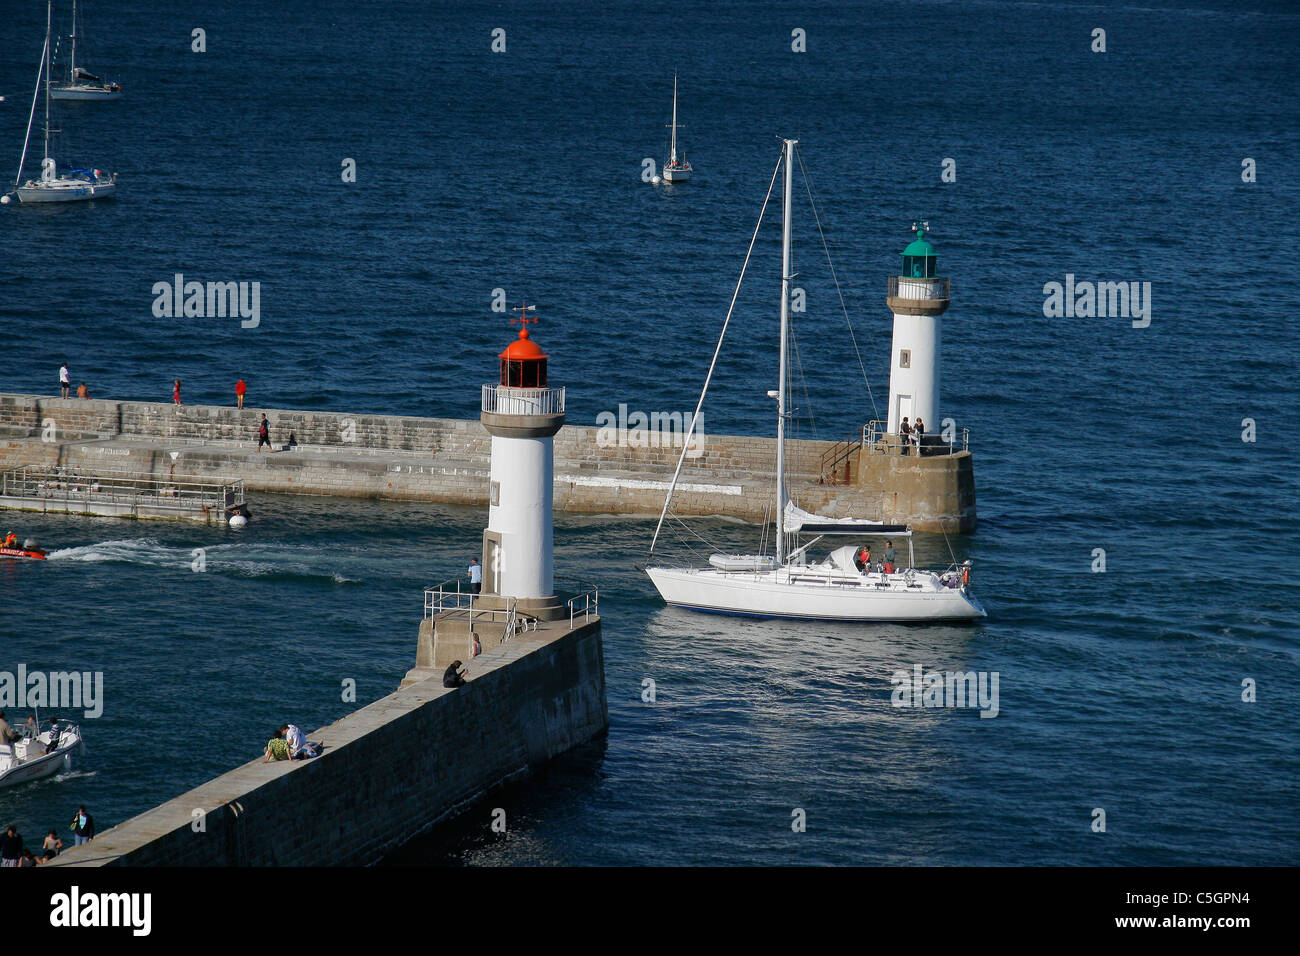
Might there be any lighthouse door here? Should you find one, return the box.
[481,530,502,594]
[896,394,913,429]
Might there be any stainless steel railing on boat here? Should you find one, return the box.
[567,587,598,628]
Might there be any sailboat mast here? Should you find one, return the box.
[16,35,46,189]
[775,138,797,565]
[70,0,78,80]
[669,75,678,164]
[43,0,51,166]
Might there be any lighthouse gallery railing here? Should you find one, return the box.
[480,385,566,415]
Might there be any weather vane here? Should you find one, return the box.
[510,301,539,328]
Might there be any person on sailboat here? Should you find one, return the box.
[882,540,897,574]
[855,545,871,573]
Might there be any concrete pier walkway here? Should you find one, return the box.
[0,393,975,531]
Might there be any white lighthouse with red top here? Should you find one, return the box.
[479,304,565,605]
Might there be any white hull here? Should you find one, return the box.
[16,178,115,203]
[663,165,691,182]
[0,726,83,788]
[647,565,985,622]
[50,85,121,101]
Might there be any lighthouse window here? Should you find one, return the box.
[500,358,548,388]
[899,349,911,369]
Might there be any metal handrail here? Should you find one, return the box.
[480,384,566,415]
[2,465,242,511]
[567,587,598,628]
[423,577,476,618]
[887,275,951,299]
[820,425,867,483]
[864,421,970,456]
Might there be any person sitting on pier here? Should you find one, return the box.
[264,729,291,762]
[280,722,320,760]
[443,660,468,688]
[882,540,897,574]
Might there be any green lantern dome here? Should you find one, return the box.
[901,221,938,279]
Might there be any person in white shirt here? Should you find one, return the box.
[59,363,70,399]
[279,723,317,759]
[468,557,483,595]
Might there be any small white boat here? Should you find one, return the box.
[5,1,117,205]
[0,719,85,789]
[50,1,122,100]
[662,74,692,183]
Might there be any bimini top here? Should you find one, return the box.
[785,502,910,536]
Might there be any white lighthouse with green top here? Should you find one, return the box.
[885,220,951,441]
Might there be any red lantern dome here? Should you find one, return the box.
[499,305,548,387]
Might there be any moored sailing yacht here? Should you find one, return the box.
[662,73,692,183]
[5,0,117,204]
[50,0,123,100]
[644,140,984,622]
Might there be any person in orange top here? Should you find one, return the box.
[3,532,17,549]
[235,378,247,409]
[172,379,182,405]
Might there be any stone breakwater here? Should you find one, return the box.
[0,393,975,532]
[48,614,605,867]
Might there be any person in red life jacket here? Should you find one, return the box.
[3,532,17,549]
[855,544,871,572]
[235,378,247,409]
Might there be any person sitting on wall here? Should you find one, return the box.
[280,722,320,760]
[264,728,291,762]
[443,660,468,688]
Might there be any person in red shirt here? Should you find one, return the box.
[172,379,182,405]
[235,378,247,409]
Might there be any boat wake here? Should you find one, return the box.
[44,538,361,585]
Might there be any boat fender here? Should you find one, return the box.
[961,565,970,586]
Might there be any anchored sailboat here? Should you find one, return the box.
[644,140,984,622]
[50,0,122,100]
[662,74,692,183]
[5,0,117,204]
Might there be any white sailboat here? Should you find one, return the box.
[645,139,985,623]
[662,73,692,183]
[5,0,117,204]
[50,0,123,100]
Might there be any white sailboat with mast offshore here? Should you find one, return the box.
[662,73,692,183]
[4,0,117,204]
[50,0,123,100]
[644,139,984,622]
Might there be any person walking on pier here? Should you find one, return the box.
[59,362,70,399]
[257,414,271,451]
[235,378,247,409]
[70,805,94,846]
[172,379,183,406]
[468,557,482,595]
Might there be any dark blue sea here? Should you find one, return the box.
[1,0,1298,865]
